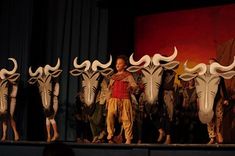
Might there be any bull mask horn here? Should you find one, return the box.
[210,56,235,74]
[0,58,18,79]
[91,55,112,71]
[44,58,61,75]
[29,66,43,77]
[152,46,178,66]
[129,53,151,67]
[73,57,91,71]
[184,61,207,75]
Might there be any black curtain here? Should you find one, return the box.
[0,0,109,141]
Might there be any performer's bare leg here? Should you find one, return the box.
[1,121,7,141]
[207,121,216,144]
[50,119,59,141]
[46,118,51,142]
[51,95,59,141]
[10,86,19,141]
[10,118,19,141]
[215,100,223,143]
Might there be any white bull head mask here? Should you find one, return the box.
[127,47,179,105]
[0,58,20,114]
[28,58,62,110]
[70,56,113,107]
[179,57,235,123]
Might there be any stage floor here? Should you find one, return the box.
[1,141,235,156]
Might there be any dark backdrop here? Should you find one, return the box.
[0,0,115,141]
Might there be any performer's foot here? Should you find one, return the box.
[94,139,102,143]
[47,136,51,142]
[51,133,59,141]
[1,136,6,141]
[107,136,115,144]
[83,139,91,143]
[77,138,83,143]
[207,138,215,144]
[164,135,171,144]
[14,133,20,141]
[108,139,115,144]
[217,133,223,144]
[125,139,131,144]
[93,136,104,143]
[92,136,98,143]
[98,131,106,140]
[157,129,165,142]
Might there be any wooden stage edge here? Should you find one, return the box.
[1,141,235,156]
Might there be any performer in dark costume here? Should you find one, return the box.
[157,69,176,144]
[75,91,92,143]
[181,79,200,143]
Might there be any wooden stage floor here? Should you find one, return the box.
[1,141,235,156]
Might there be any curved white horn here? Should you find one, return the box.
[0,71,4,80]
[153,46,178,65]
[44,58,61,75]
[129,53,151,68]
[73,57,91,71]
[210,56,235,74]
[91,55,112,71]
[29,66,43,77]
[0,58,18,79]
[184,61,207,75]
[0,71,3,79]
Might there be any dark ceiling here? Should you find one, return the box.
[97,0,235,15]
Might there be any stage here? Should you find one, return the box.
[1,141,235,156]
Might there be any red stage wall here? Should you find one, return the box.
[135,3,235,75]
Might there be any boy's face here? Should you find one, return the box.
[116,58,126,72]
